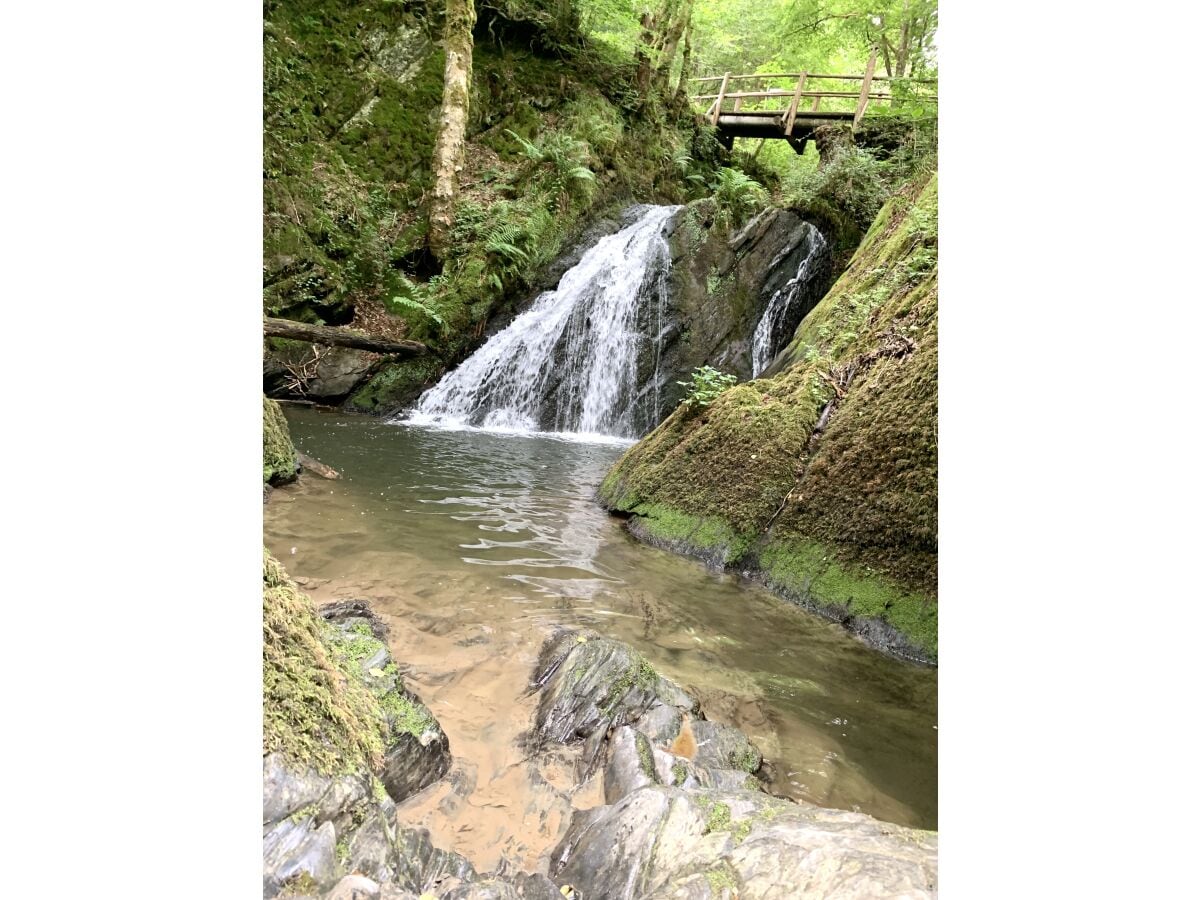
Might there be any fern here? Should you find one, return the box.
[710,167,768,228]
[505,129,597,213]
[388,275,446,331]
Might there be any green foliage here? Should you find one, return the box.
[783,143,891,233]
[560,93,625,161]
[677,365,738,408]
[709,167,768,228]
[388,278,447,331]
[505,129,598,212]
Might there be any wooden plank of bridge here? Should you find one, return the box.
[784,72,807,136]
[711,72,731,126]
[853,47,878,129]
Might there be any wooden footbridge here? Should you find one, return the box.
[691,51,936,153]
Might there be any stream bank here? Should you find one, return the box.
[263,549,937,898]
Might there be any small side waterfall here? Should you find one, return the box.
[407,205,681,440]
[751,222,829,377]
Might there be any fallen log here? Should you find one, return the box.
[297,451,340,480]
[264,318,428,357]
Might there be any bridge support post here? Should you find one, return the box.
[853,48,878,130]
[784,72,807,136]
[711,71,730,126]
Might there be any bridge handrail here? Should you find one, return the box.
[690,73,936,84]
[692,52,936,130]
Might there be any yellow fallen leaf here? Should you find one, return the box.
[369,667,385,677]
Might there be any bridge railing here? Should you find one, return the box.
[691,52,936,133]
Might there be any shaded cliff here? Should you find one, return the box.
[599,174,938,662]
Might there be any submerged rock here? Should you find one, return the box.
[530,629,698,775]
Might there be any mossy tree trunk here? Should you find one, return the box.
[654,0,692,97]
[673,22,694,106]
[427,0,476,261]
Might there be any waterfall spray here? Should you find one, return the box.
[406,205,680,440]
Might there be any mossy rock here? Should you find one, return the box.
[344,356,444,416]
[262,551,389,775]
[263,396,299,485]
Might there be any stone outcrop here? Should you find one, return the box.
[657,200,833,395]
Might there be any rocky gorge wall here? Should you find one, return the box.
[599,174,939,663]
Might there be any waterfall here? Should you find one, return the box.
[751,222,829,377]
[406,205,681,441]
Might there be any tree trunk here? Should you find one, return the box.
[264,318,429,357]
[654,0,692,96]
[634,10,659,100]
[879,30,894,78]
[895,19,912,78]
[673,23,693,105]
[427,0,476,262]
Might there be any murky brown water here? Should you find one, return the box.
[265,407,937,865]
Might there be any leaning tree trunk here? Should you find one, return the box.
[427,0,476,262]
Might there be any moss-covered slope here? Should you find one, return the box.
[599,174,938,662]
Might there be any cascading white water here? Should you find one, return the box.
[406,205,681,440]
[751,223,828,377]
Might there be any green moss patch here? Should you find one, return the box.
[262,551,388,775]
[263,396,298,485]
[345,356,444,416]
[759,539,937,659]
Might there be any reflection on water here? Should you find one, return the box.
[265,407,937,830]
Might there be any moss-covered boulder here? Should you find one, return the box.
[262,552,455,895]
[599,174,938,662]
[263,396,299,485]
[344,355,445,417]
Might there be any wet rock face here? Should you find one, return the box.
[657,202,833,407]
[319,602,452,804]
[264,344,380,404]
[531,629,937,899]
[263,595,456,898]
[530,629,699,774]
